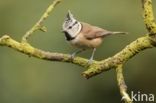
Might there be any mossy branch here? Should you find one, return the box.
[116,65,133,103]
[0,0,156,103]
[0,34,155,79]
[142,0,156,35]
[0,35,89,67]
[82,35,155,78]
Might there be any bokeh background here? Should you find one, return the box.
[0,0,156,103]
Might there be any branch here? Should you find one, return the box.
[142,0,156,35]
[0,35,88,68]
[82,35,155,79]
[0,34,155,79]
[116,65,133,103]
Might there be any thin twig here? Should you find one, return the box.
[22,0,61,42]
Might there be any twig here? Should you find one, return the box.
[116,65,133,103]
[22,0,61,42]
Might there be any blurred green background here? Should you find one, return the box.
[0,0,156,103]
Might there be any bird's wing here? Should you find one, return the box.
[81,22,112,40]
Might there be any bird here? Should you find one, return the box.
[62,10,127,64]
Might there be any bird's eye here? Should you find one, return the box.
[68,26,72,29]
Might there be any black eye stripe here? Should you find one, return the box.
[72,21,78,26]
[68,26,72,29]
[68,21,78,29]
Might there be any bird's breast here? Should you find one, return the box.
[69,33,103,49]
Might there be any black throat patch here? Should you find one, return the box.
[64,31,75,41]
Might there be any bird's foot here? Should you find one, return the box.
[70,53,75,60]
[87,59,93,65]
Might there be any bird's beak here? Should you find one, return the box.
[61,30,65,33]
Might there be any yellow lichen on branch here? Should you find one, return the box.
[82,35,155,79]
[142,0,156,34]
[0,35,88,67]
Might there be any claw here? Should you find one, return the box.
[88,59,93,65]
[70,53,75,60]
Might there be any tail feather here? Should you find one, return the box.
[112,31,128,35]
[101,31,128,37]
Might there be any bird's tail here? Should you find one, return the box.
[101,31,128,37]
[112,31,128,35]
